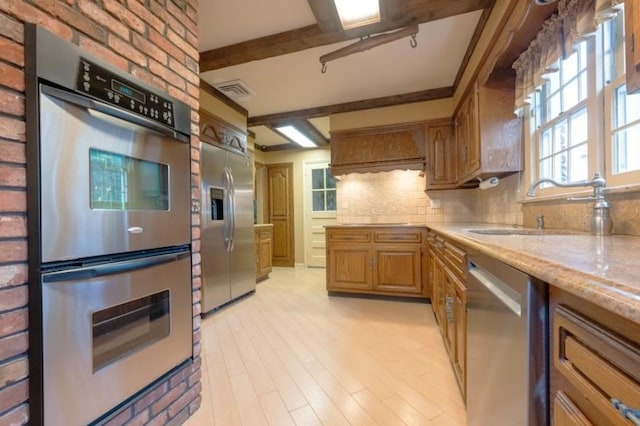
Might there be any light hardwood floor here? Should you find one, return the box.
[185,266,466,426]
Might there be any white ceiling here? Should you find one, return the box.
[197,0,483,147]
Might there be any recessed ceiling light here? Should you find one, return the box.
[275,125,317,148]
[333,0,381,30]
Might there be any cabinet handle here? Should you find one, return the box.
[611,399,640,425]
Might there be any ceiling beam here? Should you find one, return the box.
[200,0,493,72]
[248,86,454,127]
[306,0,341,33]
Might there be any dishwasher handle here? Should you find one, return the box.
[468,261,522,317]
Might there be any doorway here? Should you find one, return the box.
[303,161,337,267]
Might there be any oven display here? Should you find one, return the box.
[111,79,146,104]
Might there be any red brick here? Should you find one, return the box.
[103,0,145,35]
[0,190,26,213]
[186,82,199,100]
[167,381,200,419]
[0,241,27,263]
[148,29,184,64]
[0,14,24,44]
[108,34,146,67]
[192,277,201,291]
[185,3,197,26]
[32,0,107,43]
[185,56,198,74]
[126,409,150,426]
[167,28,198,62]
[0,309,27,337]
[149,60,186,91]
[0,36,23,67]
[0,166,25,187]
[0,117,25,142]
[79,36,128,72]
[0,89,24,117]
[0,286,27,313]
[127,0,164,33]
[0,381,27,419]
[133,382,167,414]
[166,0,197,37]
[129,66,167,93]
[150,381,186,416]
[132,33,167,65]
[0,264,27,288]
[0,140,26,165]
[146,412,168,426]
[0,216,26,239]
[102,406,132,426]
[191,252,200,267]
[187,369,200,388]
[185,28,197,53]
[0,357,28,387]
[149,1,185,38]
[78,0,129,41]
[0,332,27,360]
[0,62,24,93]
[168,57,198,86]
[167,406,190,426]
[0,0,73,41]
[192,314,201,331]
[0,403,28,425]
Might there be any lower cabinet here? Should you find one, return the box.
[326,226,428,298]
[550,287,640,425]
[255,225,273,281]
[427,230,467,399]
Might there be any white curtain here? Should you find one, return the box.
[512,0,623,114]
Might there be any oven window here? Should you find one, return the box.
[92,290,170,372]
[89,148,169,211]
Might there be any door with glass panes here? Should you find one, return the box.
[303,161,336,267]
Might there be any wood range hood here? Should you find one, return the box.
[329,121,426,176]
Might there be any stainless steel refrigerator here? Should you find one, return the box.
[200,141,256,313]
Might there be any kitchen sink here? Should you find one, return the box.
[465,228,575,236]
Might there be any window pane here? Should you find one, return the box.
[326,170,336,189]
[547,93,561,118]
[546,70,560,94]
[541,128,552,157]
[563,50,579,81]
[554,119,568,153]
[539,158,552,187]
[570,109,588,147]
[579,72,588,101]
[553,152,568,183]
[569,144,589,181]
[563,78,579,110]
[613,123,640,174]
[312,191,324,211]
[326,190,336,211]
[311,169,324,189]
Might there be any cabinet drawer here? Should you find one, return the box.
[327,229,371,243]
[554,305,640,426]
[374,229,422,243]
[258,229,271,239]
[444,241,466,279]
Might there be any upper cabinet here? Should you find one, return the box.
[625,0,640,93]
[425,119,457,190]
[455,77,523,185]
[330,122,426,176]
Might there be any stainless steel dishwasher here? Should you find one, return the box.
[466,254,548,426]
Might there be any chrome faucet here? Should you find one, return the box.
[535,214,544,230]
[527,172,612,236]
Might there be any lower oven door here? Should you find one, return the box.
[41,250,192,426]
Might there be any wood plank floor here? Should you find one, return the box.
[185,267,466,426]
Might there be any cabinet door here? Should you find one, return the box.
[443,269,456,357]
[553,392,593,426]
[258,233,272,276]
[327,244,373,291]
[459,88,481,182]
[452,271,467,398]
[373,244,422,294]
[626,0,640,94]
[426,121,457,189]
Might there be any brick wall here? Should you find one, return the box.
[0,0,202,424]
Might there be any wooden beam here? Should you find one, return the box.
[200,0,493,71]
[452,6,493,91]
[286,119,330,146]
[248,86,454,127]
[306,0,341,33]
[199,79,248,117]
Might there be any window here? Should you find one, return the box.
[528,5,640,194]
[311,167,336,211]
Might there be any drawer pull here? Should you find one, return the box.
[611,399,640,426]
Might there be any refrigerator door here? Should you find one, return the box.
[228,152,256,299]
[200,143,231,312]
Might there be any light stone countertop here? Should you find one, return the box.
[254,223,273,229]
[426,223,640,325]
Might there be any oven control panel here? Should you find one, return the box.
[76,58,175,127]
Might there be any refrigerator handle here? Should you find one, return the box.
[223,167,233,252]
[228,167,236,252]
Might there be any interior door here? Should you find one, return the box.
[267,163,294,267]
[303,161,336,268]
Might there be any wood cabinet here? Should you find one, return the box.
[625,0,640,93]
[427,230,467,398]
[255,224,273,281]
[425,119,457,190]
[326,226,428,298]
[329,122,426,176]
[455,78,522,185]
[550,287,640,426]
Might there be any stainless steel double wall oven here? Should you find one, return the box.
[26,25,193,425]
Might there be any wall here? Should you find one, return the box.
[259,147,331,265]
[0,1,202,424]
[199,88,247,131]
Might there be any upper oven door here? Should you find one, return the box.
[39,85,191,263]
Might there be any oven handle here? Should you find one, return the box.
[42,251,190,283]
[40,85,189,143]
